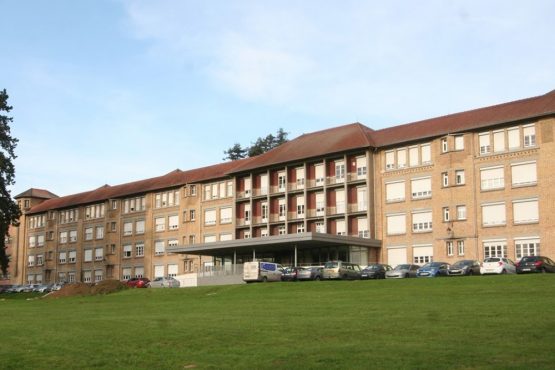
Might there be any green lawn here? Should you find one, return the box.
[1,275,555,369]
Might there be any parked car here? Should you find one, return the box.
[126,277,150,288]
[148,277,180,288]
[480,257,516,275]
[0,285,14,293]
[7,285,28,293]
[385,264,420,279]
[51,283,66,291]
[448,260,481,276]
[282,267,301,281]
[361,264,392,279]
[516,256,555,273]
[296,266,323,281]
[416,262,450,277]
[33,284,53,293]
[323,261,362,280]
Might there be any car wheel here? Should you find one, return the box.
[501,269,507,274]
[314,276,321,281]
[262,276,268,282]
[468,270,473,276]
[541,268,547,274]
[405,273,409,278]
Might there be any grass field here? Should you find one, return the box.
[1,274,555,369]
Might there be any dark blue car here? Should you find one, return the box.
[416,262,450,277]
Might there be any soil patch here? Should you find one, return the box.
[47,280,128,298]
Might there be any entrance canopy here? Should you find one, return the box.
[167,232,381,257]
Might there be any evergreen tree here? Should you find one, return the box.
[223,143,248,161]
[224,128,289,160]
[0,89,21,276]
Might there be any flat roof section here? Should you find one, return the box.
[167,232,382,256]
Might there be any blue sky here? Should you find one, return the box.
[2,0,555,197]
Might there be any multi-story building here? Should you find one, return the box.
[6,89,555,285]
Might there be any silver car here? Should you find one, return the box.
[385,264,420,278]
[148,277,180,288]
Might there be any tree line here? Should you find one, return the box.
[223,128,289,161]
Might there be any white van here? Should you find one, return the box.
[243,261,284,282]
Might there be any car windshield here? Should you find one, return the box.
[484,258,501,263]
[422,262,442,268]
[394,264,410,270]
[452,261,470,268]
[366,265,379,270]
[520,257,538,262]
[324,262,338,268]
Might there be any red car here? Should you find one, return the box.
[125,277,150,288]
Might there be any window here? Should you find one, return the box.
[513,199,539,224]
[482,203,506,226]
[385,151,395,170]
[155,217,165,232]
[260,174,269,195]
[408,146,419,167]
[397,148,407,168]
[134,267,144,278]
[297,223,305,234]
[85,203,105,219]
[421,144,431,164]
[59,231,68,244]
[244,178,251,196]
[190,185,197,196]
[523,125,536,147]
[85,227,93,241]
[335,189,345,213]
[28,236,36,248]
[59,252,66,264]
[168,239,178,247]
[441,138,448,153]
[511,161,537,187]
[386,213,406,235]
[123,244,132,258]
[155,190,180,208]
[456,205,467,220]
[110,222,117,232]
[278,172,286,191]
[220,207,232,224]
[446,241,454,256]
[83,271,92,283]
[443,207,450,222]
[124,221,133,236]
[515,238,540,260]
[155,241,165,256]
[454,135,464,150]
[204,209,216,226]
[357,217,369,238]
[493,130,505,152]
[204,234,217,243]
[279,199,286,220]
[211,183,219,199]
[261,228,269,237]
[123,196,145,213]
[411,177,431,199]
[69,230,77,242]
[261,203,268,222]
[68,251,76,263]
[168,215,179,230]
[190,209,196,221]
[315,165,325,185]
[508,127,520,149]
[37,235,44,247]
[296,167,306,187]
[480,166,504,190]
[135,220,145,234]
[84,249,93,262]
[455,170,465,185]
[95,247,103,261]
[244,231,251,239]
[356,156,367,178]
[413,245,433,265]
[386,181,405,202]
[95,226,104,240]
[204,185,211,200]
[68,272,76,283]
[59,209,77,224]
[122,268,132,281]
[278,225,286,235]
[483,240,507,258]
[27,255,35,266]
[316,193,325,215]
[442,172,449,187]
[412,211,432,233]
[315,222,325,233]
[95,270,103,282]
[296,196,305,218]
[457,240,465,256]
[227,181,233,197]
[111,200,118,209]
[220,233,233,241]
[479,133,491,155]
[135,243,144,257]
[167,264,178,278]
[36,254,44,266]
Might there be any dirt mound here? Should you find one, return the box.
[47,280,128,298]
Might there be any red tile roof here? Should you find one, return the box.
[14,188,58,199]
[26,90,555,214]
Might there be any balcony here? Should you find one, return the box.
[306,178,325,188]
[236,218,251,227]
[326,176,345,186]
[348,203,368,213]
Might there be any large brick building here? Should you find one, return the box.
[4,89,555,285]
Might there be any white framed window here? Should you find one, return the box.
[135,243,144,257]
[296,196,305,218]
[37,235,45,247]
[386,181,405,202]
[421,144,431,164]
[335,220,345,235]
[411,177,431,199]
[168,239,178,247]
[409,146,419,167]
[356,156,367,178]
[123,244,132,258]
[95,226,104,240]
[69,230,77,242]
[315,221,325,233]
[316,193,325,216]
[455,170,465,185]
[508,127,520,149]
[513,199,539,224]
[493,130,506,152]
[278,199,286,220]
[386,213,406,235]
[278,172,286,191]
[122,268,132,281]
[123,196,145,213]
[244,204,251,224]
[220,233,233,241]
[68,272,76,283]
[204,235,217,243]
[59,252,66,264]
[84,249,93,262]
[446,241,454,256]
[204,209,216,226]
[454,135,464,150]
[442,172,449,187]
[482,203,506,226]
[28,236,36,248]
[480,166,504,190]
[357,217,369,238]
[85,227,93,241]
[397,148,407,168]
[515,238,540,260]
[413,245,433,266]
[483,240,507,258]
[59,231,68,244]
[83,271,92,283]
[456,205,467,220]
[335,189,345,214]
[511,161,537,187]
[244,178,251,196]
[155,241,165,256]
[523,125,536,147]
[244,231,251,239]
[85,204,105,220]
[220,207,232,224]
[167,264,178,278]
[154,265,164,278]
[479,133,491,155]
[334,161,345,181]
[95,270,103,282]
[412,211,432,233]
[457,240,465,256]
[261,228,269,237]
[357,187,367,211]
[190,209,196,221]
[315,165,325,185]
[155,217,166,232]
[68,251,76,263]
[95,247,103,261]
[385,151,395,170]
[168,215,179,230]
[278,225,286,235]
[260,174,269,195]
[296,167,306,188]
[123,221,133,236]
[297,223,305,233]
[443,207,450,222]
[27,255,35,266]
[135,267,144,279]
[261,203,268,222]
[441,138,448,153]
[135,220,145,234]
[36,254,44,266]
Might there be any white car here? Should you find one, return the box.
[480,257,516,275]
[148,277,180,288]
